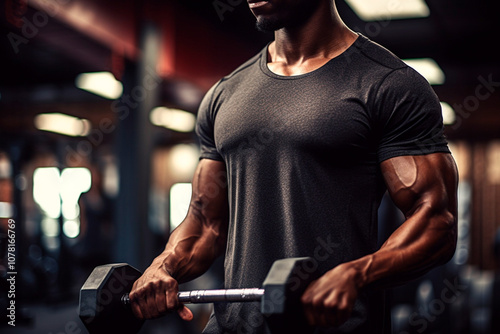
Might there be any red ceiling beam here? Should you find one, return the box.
[24,0,258,90]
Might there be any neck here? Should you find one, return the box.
[269,2,357,66]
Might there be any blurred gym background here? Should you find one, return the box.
[0,0,499,333]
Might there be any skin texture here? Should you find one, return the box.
[129,0,459,329]
[129,159,229,320]
[253,0,358,76]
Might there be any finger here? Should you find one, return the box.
[130,295,145,319]
[322,294,342,327]
[177,305,194,321]
[334,295,353,326]
[165,284,179,311]
[301,297,315,326]
[154,285,167,315]
[141,295,154,319]
[129,286,146,320]
[310,294,338,328]
[303,297,325,327]
[143,285,160,318]
[301,285,318,326]
[322,295,352,327]
[315,307,331,328]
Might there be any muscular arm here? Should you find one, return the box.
[161,159,229,282]
[130,159,229,319]
[302,152,458,327]
[352,153,458,287]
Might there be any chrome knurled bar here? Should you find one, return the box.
[177,288,265,303]
[122,288,264,305]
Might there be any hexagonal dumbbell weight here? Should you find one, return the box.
[79,257,319,334]
[79,263,144,334]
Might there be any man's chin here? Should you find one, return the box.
[255,17,283,33]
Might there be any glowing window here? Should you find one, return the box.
[170,183,192,231]
[33,167,91,238]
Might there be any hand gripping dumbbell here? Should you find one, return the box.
[79,257,319,334]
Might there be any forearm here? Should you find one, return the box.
[349,208,457,290]
[154,158,228,283]
[129,159,228,320]
[155,217,227,283]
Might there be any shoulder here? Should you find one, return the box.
[351,35,435,99]
[201,46,264,104]
[352,34,408,71]
[225,50,263,79]
[341,34,426,96]
[217,47,264,88]
[198,47,265,115]
[201,46,265,110]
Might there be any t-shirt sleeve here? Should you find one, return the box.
[375,66,450,163]
[195,81,224,161]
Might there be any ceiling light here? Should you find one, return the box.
[440,102,456,125]
[345,0,430,21]
[403,58,445,85]
[75,71,123,99]
[35,113,92,137]
[150,107,196,132]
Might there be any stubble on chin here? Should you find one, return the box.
[255,17,284,33]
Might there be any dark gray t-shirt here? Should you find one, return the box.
[196,34,449,333]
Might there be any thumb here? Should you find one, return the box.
[177,305,194,321]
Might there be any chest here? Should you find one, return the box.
[213,78,376,160]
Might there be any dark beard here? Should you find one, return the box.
[254,0,322,33]
[255,17,284,33]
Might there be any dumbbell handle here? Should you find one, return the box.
[122,288,265,305]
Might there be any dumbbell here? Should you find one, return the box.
[79,257,319,334]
